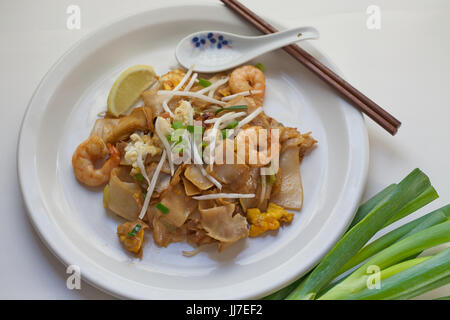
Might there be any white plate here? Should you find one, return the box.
[18,3,368,299]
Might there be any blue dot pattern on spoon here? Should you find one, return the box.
[191,33,232,50]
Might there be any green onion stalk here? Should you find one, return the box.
[285,169,435,300]
[319,220,450,299]
[338,247,450,300]
[264,170,440,300]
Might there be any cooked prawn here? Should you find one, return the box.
[229,65,265,99]
[72,135,120,187]
[235,126,280,167]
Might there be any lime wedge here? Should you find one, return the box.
[107,65,157,116]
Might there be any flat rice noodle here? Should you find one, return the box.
[146,154,171,174]
[145,163,170,195]
[184,165,214,190]
[182,176,201,196]
[280,129,317,160]
[107,167,143,221]
[200,203,249,243]
[156,183,197,227]
[116,141,130,165]
[91,118,120,142]
[254,176,272,212]
[155,172,171,194]
[271,146,303,210]
[90,107,153,143]
[198,198,216,211]
[152,216,186,247]
[209,164,258,194]
[185,209,216,246]
[141,82,165,116]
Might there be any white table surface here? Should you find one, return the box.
[1,0,448,299]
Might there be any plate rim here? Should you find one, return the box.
[17,2,369,299]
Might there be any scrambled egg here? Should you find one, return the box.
[124,133,161,168]
[160,69,186,90]
[174,100,193,126]
[218,87,231,97]
[117,220,148,256]
[247,203,294,237]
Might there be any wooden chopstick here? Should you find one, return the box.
[221,0,401,135]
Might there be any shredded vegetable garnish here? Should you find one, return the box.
[184,72,198,92]
[214,105,248,116]
[138,150,167,220]
[128,224,142,237]
[226,120,239,129]
[171,121,185,130]
[201,166,222,189]
[268,174,276,184]
[187,125,204,134]
[205,111,247,124]
[193,193,255,200]
[236,107,263,129]
[221,129,229,139]
[196,77,229,95]
[156,202,170,214]
[162,65,195,118]
[259,169,267,207]
[182,243,216,257]
[191,136,222,189]
[188,118,222,190]
[207,111,241,169]
[155,117,175,175]
[157,90,227,106]
[221,90,263,102]
[182,247,204,257]
[135,173,144,182]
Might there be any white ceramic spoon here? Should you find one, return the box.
[175,26,319,73]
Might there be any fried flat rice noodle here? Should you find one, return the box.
[106,167,144,221]
[199,203,249,243]
[184,165,214,190]
[91,106,153,143]
[153,183,197,228]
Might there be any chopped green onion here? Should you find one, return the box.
[198,78,212,87]
[221,129,229,139]
[173,144,184,153]
[197,142,207,153]
[171,121,185,130]
[214,105,248,116]
[267,174,276,184]
[135,173,145,182]
[187,125,204,134]
[255,62,265,72]
[226,120,239,129]
[128,224,142,237]
[156,202,170,214]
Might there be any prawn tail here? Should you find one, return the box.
[107,144,121,163]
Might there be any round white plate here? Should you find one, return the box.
[18,3,368,299]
